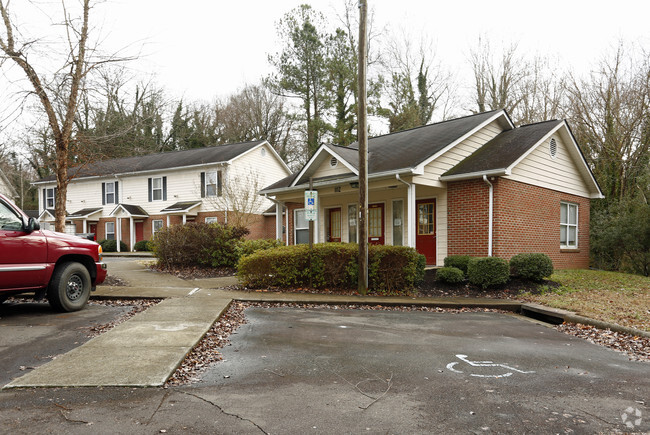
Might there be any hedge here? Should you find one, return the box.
[435,266,465,284]
[467,257,510,289]
[152,222,249,268]
[237,243,425,293]
[443,255,472,275]
[99,239,128,252]
[133,240,152,252]
[509,253,554,281]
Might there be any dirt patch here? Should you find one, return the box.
[149,264,236,280]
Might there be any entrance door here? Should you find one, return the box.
[328,208,341,242]
[135,222,144,242]
[416,199,436,264]
[88,223,97,241]
[368,203,384,245]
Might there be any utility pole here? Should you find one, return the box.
[357,0,369,294]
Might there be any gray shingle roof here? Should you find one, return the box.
[68,207,103,218]
[160,201,202,213]
[442,120,562,177]
[118,204,149,216]
[38,141,266,182]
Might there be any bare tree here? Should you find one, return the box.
[0,0,130,231]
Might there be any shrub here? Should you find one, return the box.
[133,240,152,252]
[509,253,554,281]
[237,243,424,293]
[236,238,283,259]
[467,257,510,289]
[443,255,472,275]
[435,267,465,284]
[152,222,249,268]
[99,239,128,252]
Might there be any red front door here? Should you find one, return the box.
[89,223,97,241]
[328,208,341,242]
[135,222,144,242]
[416,199,436,265]
[368,203,384,245]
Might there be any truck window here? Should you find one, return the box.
[0,201,23,231]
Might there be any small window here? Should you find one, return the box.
[205,217,218,224]
[152,219,163,235]
[205,171,222,197]
[105,222,115,240]
[549,138,557,159]
[560,202,578,248]
[348,204,357,243]
[46,188,55,209]
[294,209,309,244]
[330,157,338,167]
[392,199,403,246]
[152,177,163,201]
[105,182,115,204]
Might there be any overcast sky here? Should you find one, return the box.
[1,0,649,140]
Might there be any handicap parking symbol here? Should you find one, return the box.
[446,354,535,378]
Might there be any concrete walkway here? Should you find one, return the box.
[5,257,645,389]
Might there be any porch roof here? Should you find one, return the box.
[68,207,103,219]
[160,201,201,214]
[110,204,149,217]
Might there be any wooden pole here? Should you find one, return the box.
[357,0,369,294]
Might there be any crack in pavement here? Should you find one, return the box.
[178,391,269,434]
[147,390,171,425]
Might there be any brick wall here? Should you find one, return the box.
[447,178,591,269]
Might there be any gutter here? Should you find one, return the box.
[483,175,493,257]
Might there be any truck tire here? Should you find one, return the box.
[47,262,91,312]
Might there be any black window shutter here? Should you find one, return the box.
[42,189,46,210]
[162,176,167,201]
[114,181,119,204]
[54,188,57,207]
[148,178,152,202]
[200,172,205,198]
[102,183,106,205]
[217,171,222,196]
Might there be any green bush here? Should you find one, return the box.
[99,239,128,252]
[133,240,152,252]
[509,253,554,281]
[236,238,283,259]
[436,267,465,284]
[467,257,510,289]
[152,222,249,268]
[237,243,425,293]
[443,255,472,275]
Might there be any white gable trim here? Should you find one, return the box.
[228,140,291,174]
[413,110,514,173]
[507,121,603,198]
[38,209,56,221]
[109,204,148,218]
[290,145,358,187]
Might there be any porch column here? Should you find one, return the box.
[116,218,121,252]
[182,214,187,224]
[275,202,283,241]
[82,219,87,233]
[130,217,135,252]
[285,204,290,246]
[407,184,416,248]
[166,215,170,227]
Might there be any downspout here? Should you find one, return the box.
[482,175,493,257]
[396,174,415,248]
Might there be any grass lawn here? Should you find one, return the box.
[520,269,650,332]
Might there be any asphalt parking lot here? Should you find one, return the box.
[0,304,647,434]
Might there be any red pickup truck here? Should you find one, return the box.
[0,193,107,312]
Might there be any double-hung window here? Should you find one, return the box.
[45,188,55,209]
[206,171,222,197]
[105,182,115,204]
[152,219,163,235]
[560,202,578,248]
[105,222,115,240]
[294,209,309,244]
[152,177,163,201]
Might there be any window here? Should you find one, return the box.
[392,200,403,246]
[205,217,218,224]
[294,209,309,244]
[152,219,163,235]
[45,188,55,209]
[418,202,435,235]
[0,200,23,231]
[206,171,222,197]
[105,222,115,240]
[560,202,578,248]
[152,177,163,201]
[105,182,115,204]
[348,204,357,243]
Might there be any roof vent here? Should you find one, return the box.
[261,148,267,157]
[549,138,557,159]
[330,156,338,167]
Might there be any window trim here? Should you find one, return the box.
[560,202,578,249]
[205,216,219,224]
[152,219,163,235]
[151,177,163,201]
[205,170,223,197]
[347,203,357,243]
[105,221,115,240]
[105,182,115,205]
[294,208,309,245]
[46,187,55,209]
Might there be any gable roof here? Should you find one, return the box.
[263,110,512,192]
[441,120,563,178]
[35,140,270,183]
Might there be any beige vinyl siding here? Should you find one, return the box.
[418,120,504,184]
[311,155,354,179]
[508,134,592,197]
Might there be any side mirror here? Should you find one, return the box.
[24,217,40,233]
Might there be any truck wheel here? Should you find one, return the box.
[47,262,91,312]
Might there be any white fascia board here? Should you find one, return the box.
[290,145,359,187]
[70,209,103,219]
[439,169,509,182]
[558,121,605,198]
[38,209,56,220]
[109,204,148,217]
[505,122,564,172]
[324,145,359,175]
[414,110,512,173]
[228,141,292,174]
[160,202,202,215]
